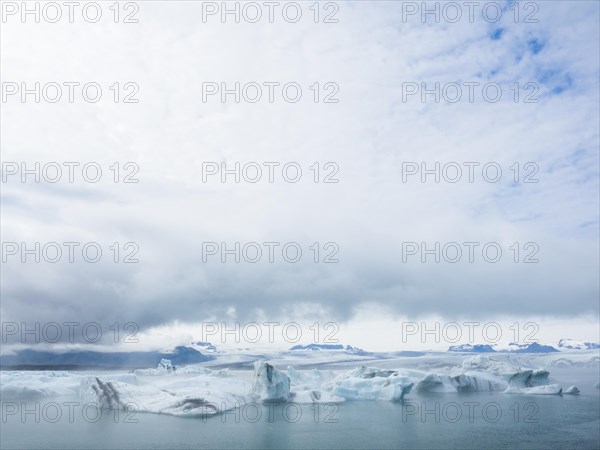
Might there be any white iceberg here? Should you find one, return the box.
[502,370,563,395]
[415,372,505,393]
[323,366,414,401]
[459,355,521,375]
[80,372,251,417]
[0,371,136,400]
[250,361,291,402]
[415,374,457,393]
[504,384,563,395]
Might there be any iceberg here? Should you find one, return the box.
[415,360,566,396]
[415,373,505,393]
[135,363,214,376]
[80,373,251,417]
[5,353,583,422]
[503,369,551,388]
[250,361,291,402]
[458,355,521,375]
[324,366,414,401]
[450,374,506,392]
[0,371,80,400]
[0,371,136,400]
[504,384,563,395]
[503,370,563,395]
[415,374,457,393]
[287,366,336,387]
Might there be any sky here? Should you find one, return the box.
[1,1,599,352]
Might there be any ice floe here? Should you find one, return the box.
[2,351,593,419]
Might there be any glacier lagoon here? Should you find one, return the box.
[2,388,599,449]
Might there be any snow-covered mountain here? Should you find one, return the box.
[448,342,559,353]
[194,341,219,353]
[557,339,600,350]
[447,344,496,353]
[505,342,559,353]
[289,343,370,355]
[290,343,345,351]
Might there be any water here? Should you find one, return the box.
[2,391,599,449]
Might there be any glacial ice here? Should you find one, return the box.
[504,369,550,387]
[80,373,251,416]
[326,367,414,401]
[271,365,414,402]
[250,361,291,402]
[459,355,521,374]
[502,369,562,394]
[135,364,216,376]
[2,351,589,419]
[415,372,506,393]
[503,371,560,394]
[290,366,414,402]
[0,371,136,400]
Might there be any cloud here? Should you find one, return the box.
[1,1,598,338]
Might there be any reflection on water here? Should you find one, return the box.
[2,390,599,449]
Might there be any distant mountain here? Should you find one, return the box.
[448,342,559,353]
[194,341,218,352]
[289,343,371,355]
[290,343,344,351]
[506,342,559,353]
[392,351,426,357]
[448,344,496,353]
[0,346,212,368]
[557,339,600,350]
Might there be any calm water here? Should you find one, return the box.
[2,390,599,449]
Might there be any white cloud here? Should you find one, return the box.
[1,1,598,345]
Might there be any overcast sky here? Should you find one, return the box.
[1,1,598,351]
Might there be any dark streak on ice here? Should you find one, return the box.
[91,377,123,409]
